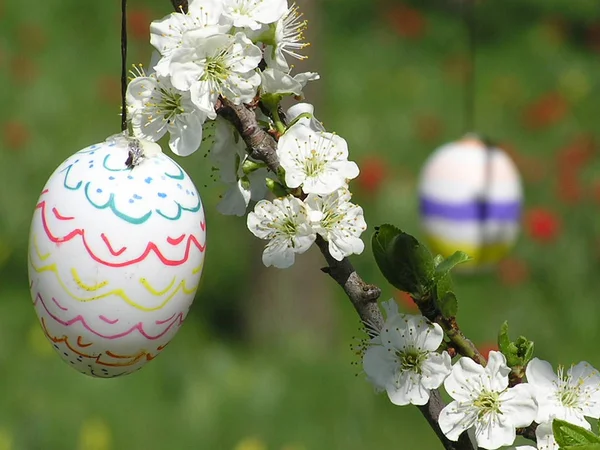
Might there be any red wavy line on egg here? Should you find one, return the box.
[36,199,206,267]
[101,233,127,256]
[40,317,158,367]
[99,315,119,324]
[51,297,68,311]
[52,207,74,221]
[34,292,184,340]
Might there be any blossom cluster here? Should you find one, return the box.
[363,299,600,450]
[126,0,366,268]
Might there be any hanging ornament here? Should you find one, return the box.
[27,133,206,377]
[417,136,522,270]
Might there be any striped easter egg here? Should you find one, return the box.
[417,136,523,269]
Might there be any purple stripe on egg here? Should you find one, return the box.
[420,198,521,221]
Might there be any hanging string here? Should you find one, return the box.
[120,0,128,132]
[463,0,476,134]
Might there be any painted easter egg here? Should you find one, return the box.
[418,136,522,269]
[28,134,206,378]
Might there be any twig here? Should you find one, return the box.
[166,2,475,448]
[419,390,475,450]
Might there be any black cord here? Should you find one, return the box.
[120,0,128,132]
[464,0,476,134]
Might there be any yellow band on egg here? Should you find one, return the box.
[29,251,198,312]
[424,234,514,265]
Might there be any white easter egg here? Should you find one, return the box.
[417,136,522,269]
[27,135,206,378]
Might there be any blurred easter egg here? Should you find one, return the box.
[418,136,522,269]
[27,135,206,378]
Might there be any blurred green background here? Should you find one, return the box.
[1,0,600,448]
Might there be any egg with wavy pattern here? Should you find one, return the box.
[27,135,206,378]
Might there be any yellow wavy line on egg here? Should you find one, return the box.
[32,235,51,261]
[71,268,109,291]
[424,235,513,265]
[140,276,176,295]
[192,262,204,275]
[29,257,199,312]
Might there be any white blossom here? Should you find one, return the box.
[526,358,600,429]
[260,68,319,97]
[265,4,309,71]
[170,32,262,118]
[247,196,316,268]
[277,122,359,195]
[362,301,451,406]
[439,351,538,450]
[222,0,288,31]
[210,118,268,216]
[305,189,366,261]
[535,421,559,450]
[286,102,325,131]
[510,422,558,450]
[150,0,231,77]
[126,68,207,156]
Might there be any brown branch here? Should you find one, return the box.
[165,2,474,449]
[419,390,476,450]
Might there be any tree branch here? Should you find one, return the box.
[166,2,474,448]
[419,390,475,450]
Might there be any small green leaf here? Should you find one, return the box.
[372,225,435,295]
[553,419,600,447]
[265,179,289,198]
[434,251,472,280]
[515,336,535,365]
[497,322,534,367]
[433,254,444,267]
[438,292,458,318]
[498,322,511,355]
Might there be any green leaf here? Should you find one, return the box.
[434,251,472,280]
[553,419,600,447]
[433,254,444,267]
[435,272,454,300]
[498,322,511,355]
[372,225,435,295]
[497,322,534,367]
[562,445,600,450]
[265,179,289,198]
[438,292,458,318]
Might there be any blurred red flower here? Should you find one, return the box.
[96,75,122,106]
[500,142,547,184]
[129,8,153,42]
[357,155,387,195]
[415,114,444,143]
[386,3,427,39]
[2,121,30,151]
[10,56,38,85]
[497,257,530,287]
[586,21,600,53]
[443,54,471,84]
[555,136,595,204]
[394,290,419,313]
[524,208,562,243]
[522,92,568,130]
[478,342,499,361]
[17,23,47,53]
